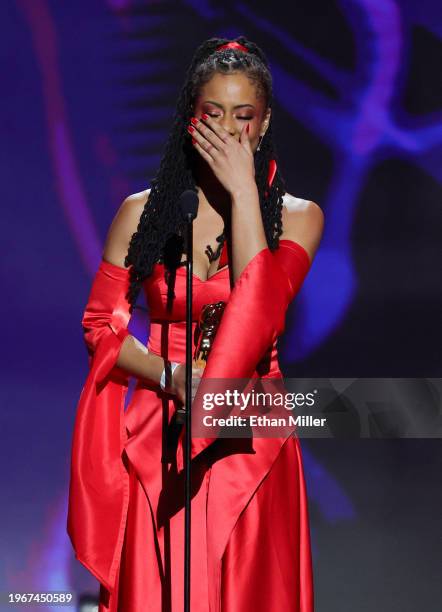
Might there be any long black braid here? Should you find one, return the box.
[124,35,286,313]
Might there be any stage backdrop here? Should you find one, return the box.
[1,1,441,611]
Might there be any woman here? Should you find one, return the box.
[67,36,324,611]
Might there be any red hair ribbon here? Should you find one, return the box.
[265,159,277,197]
[216,41,249,53]
[267,159,277,189]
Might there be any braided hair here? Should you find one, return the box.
[124,35,286,313]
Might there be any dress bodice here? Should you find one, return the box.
[142,245,281,375]
[144,263,231,323]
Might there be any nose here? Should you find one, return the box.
[220,116,236,136]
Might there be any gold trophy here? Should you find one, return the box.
[173,301,226,426]
[193,301,227,366]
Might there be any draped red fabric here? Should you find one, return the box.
[190,240,311,460]
[67,261,133,592]
[67,240,313,607]
[186,241,312,610]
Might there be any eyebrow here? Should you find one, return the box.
[203,101,256,110]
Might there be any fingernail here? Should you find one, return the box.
[246,124,250,133]
[187,125,195,133]
[192,137,196,144]
[190,117,199,126]
[201,113,209,120]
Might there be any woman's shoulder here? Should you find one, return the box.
[280,192,324,262]
[281,192,322,216]
[121,187,151,215]
[102,188,151,268]
[109,187,151,231]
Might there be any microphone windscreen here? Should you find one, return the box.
[178,189,199,220]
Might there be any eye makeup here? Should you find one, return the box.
[202,105,255,122]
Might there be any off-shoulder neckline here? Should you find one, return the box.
[99,238,311,278]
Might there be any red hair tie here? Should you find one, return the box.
[265,160,277,198]
[216,41,249,53]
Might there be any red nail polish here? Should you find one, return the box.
[190,117,198,126]
[192,137,197,144]
[246,124,250,133]
[201,113,209,120]
[187,125,195,133]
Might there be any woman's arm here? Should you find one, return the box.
[86,189,192,401]
[230,191,324,283]
[279,194,324,261]
[230,182,267,282]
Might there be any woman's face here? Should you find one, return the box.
[193,71,271,153]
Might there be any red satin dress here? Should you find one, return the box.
[67,234,314,611]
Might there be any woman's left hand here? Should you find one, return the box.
[188,114,256,196]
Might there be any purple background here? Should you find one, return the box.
[2,1,441,610]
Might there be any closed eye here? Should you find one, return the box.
[207,114,253,120]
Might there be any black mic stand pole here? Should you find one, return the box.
[175,189,199,612]
[183,209,194,612]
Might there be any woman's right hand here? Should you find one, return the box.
[170,361,205,405]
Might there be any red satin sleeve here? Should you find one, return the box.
[276,239,312,299]
[190,239,312,460]
[67,259,133,595]
[81,259,133,385]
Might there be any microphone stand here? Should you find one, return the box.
[183,210,193,612]
[172,188,198,611]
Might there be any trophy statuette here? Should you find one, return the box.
[174,301,226,425]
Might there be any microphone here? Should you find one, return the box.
[178,189,199,221]
[174,188,199,429]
